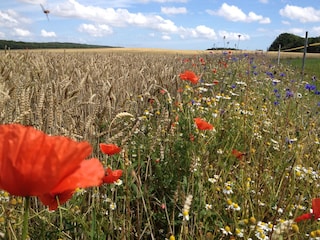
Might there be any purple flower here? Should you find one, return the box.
[266,71,274,78]
[286,89,294,98]
[305,84,316,91]
[279,72,286,77]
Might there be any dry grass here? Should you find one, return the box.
[0,49,191,147]
[20,47,320,58]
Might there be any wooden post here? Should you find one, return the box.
[277,44,281,65]
[301,31,308,80]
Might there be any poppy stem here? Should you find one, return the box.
[22,196,30,240]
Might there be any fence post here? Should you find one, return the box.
[277,44,281,65]
[301,31,308,80]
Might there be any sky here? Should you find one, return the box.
[1,0,320,50]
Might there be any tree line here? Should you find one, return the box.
[0,40,117,50]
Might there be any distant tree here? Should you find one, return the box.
[268,33,320,53]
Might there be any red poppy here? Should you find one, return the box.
[100,143,121,155]
[194,118,214,130]
[232,149,246,160]
[39,190,74,211]
[213,79,219,85]
[102,168,123,184]
[295,198,320,222]
[179,70,199,84]
[38,158,104,210]
[0,124,104,198]
[189,134,195,142]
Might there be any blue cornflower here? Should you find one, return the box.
[279,72,286,77]
[286,89,294,98]
[305,83,316,91]
[266,72,274,78]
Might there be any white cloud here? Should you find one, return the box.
[0,9,31,29]
[218,30,250,41]
[279,5,320,23]
[140,0,187,2]
[161,7,187,15]
[16,0,46,4]
[154,16,179,32]
[193,25,216,39]
[207,3,270,24]
[53,0,220,42]
[78,23,113,37]
[259,0,269,3]
[287,28,305,36]
[0,32,5,38]
[247,12,271,24]
[0,10,19,27]
[13,28,32,37]
[41,29,56,37]
[162,35,171,40]
[312,26,320,35]
[179,25,217,40]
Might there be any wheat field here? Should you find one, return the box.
[1,48,320,239]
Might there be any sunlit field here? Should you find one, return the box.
[1,49,320,239]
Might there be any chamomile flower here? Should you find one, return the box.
[220,226,232,236]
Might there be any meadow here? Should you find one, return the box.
[0,48,320,240]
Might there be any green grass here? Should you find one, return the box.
[282,57,320,77]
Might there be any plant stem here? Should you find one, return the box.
[22,196,30,240]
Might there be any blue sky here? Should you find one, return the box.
[1,0,320,50]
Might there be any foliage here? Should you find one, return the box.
[269,33,320,53]
[0,49,320,239]
[0,39,117,50]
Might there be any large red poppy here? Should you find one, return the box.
[179,70,199,84]
[194,118,214,130]
[102,167,123,184]
[38,158,104,210]
[0,124,105,201]
[295,198,320,222]
[100,143,121,155]
[39,190,74,211]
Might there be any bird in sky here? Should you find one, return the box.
[40,4,50,21]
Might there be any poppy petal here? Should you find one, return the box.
[51,158,105,193]
[38,189,74,211]
[99,143,121,155]
[194,118,214,130]
[179,70,199,84]
[232,149,246,160]
[312,198,320,219]
[103,168,123,184]
[294,213,313,222]
[0,124,92,196]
